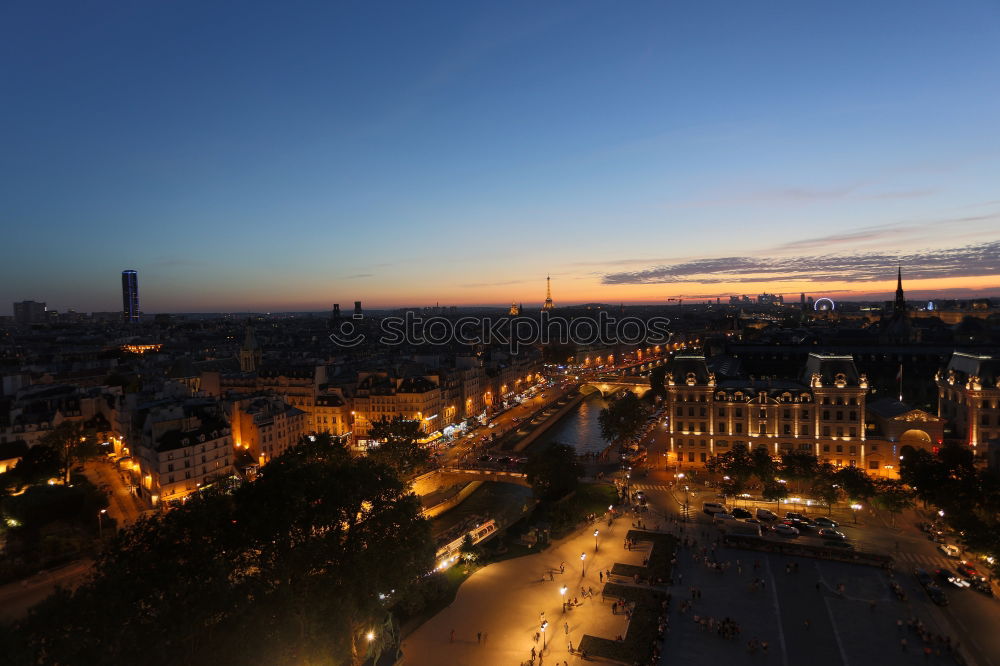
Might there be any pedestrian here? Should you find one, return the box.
[568,639,573,652]
[565,622,569,635]
[599,571,603,583]
[477,632,481,644]
[531,646,536,659]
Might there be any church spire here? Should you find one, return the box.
[894,265,906,314]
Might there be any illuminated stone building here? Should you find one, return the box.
[665,353,876,471]
[350,371,442,442]
[937,351,1000,452]
[231,394,307,466]
[134,401,233,506]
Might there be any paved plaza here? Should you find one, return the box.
[403,483,985,666]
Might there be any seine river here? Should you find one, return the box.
[431,392,609,537]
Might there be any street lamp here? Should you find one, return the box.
[580,552,587,577]
[850,503,862,524]
[541,620,548,650]
[366,631,375,642]
[560,585,568,612]
[97,508,107,539]
[594,529,600,552]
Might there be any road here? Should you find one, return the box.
[0,558,93,623]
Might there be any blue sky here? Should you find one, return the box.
[2,0,999,313]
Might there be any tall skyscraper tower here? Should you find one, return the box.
[542,276,555,311]
[121,270,139,323]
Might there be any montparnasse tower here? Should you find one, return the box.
[542,275,555,311]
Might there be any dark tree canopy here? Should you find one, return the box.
[10,436,435,666]
[598,392,650,443]
[525,443,582,501]
[367,415,432,478]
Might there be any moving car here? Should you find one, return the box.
[956,563,980,579]
[818,528,846,540]
[814,517,838,528]
[935,568,971,589]
[926,585,949,606]
[938,544,960,558]
[914,568,934,588]
[772,523,799,537]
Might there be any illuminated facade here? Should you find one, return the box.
[231,395,307,466]
[135,407,233,506]
[937,352,1000,451]
[665,353,877,471]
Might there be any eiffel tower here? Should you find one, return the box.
[542,275,555,311]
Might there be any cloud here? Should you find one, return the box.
[343,273,373,280]
[771,213,999,253]
[601,241,1000,286]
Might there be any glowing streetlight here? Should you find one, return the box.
[97,508,108,539]
[366,631,375,642]
[850,503,862,524]
[580,552,586,577]
[594,529,600,552]
[560,585,568,612]
[541,620,549,650]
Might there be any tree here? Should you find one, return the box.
[525,443,582,501]
[367,416,432,478]
[761,479,789,502]
[778,451,819,494]
[38,421,98,483]
[598,393,650,443]
[459,533,480,564]
[749,446,777,486]
[833,465,876,506]
[809,463,841,515]
[648,366,667,399]
[1,444,61,493]
[706,444,753,504]
[872,478,915,527]
[11,437,434,666]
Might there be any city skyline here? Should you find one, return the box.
[3,1,999,312]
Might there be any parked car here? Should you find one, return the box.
[731,507,752,519]
[743,518,762,525]
[938,544,960,558]
[936,569,971,589]
[782,518,813,531]
[755,508,778,522]
[818,528,846,540]
[713,513,737,524]
[772,523,799,537]
[814,517,838,528]
[702,502,729,516]
[785,512,815,525]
